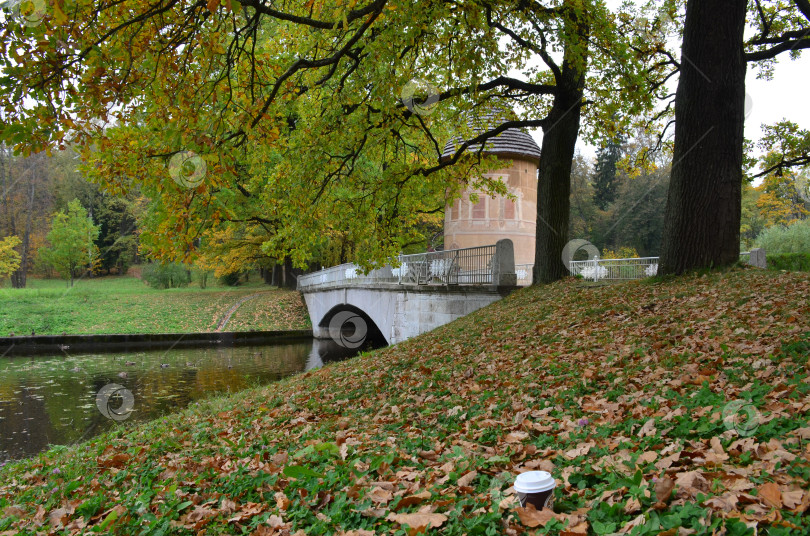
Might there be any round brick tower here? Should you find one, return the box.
[441,113,541,268]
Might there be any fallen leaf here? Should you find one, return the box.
[395,491,431,511]
[275,491,290,510]
[655,477,675,503]
[655,452,680,470]
[516,505,558,528]
[505,431,529,443]
[2,506,25,518]
[704,492,739,512]
[387,512,447,533]
[637,418,656,437]
[564,443,592,459]
[758,482,782,509]
[782,489,804,510]
[624,497,641,514]
[619,513,647,534]
[637,451,658,464]
[368,486,393,504]
[48,508,68,528]
[359,508,387,518]
[675,471,709,498]
[457,470,478,487]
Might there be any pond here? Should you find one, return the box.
[0,338,365,463]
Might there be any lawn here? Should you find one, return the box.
[0,267,808,535]
[0,276,310,336]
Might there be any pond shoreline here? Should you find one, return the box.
[0,329,313,356]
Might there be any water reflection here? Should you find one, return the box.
[0,338,366,462]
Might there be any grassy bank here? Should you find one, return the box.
[0,276,310,336]
[1,267,809,535]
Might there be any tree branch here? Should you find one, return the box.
[751,155,810,178]
[746,35,810,61]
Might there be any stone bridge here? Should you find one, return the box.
[297,240,520,346]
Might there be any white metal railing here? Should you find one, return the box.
[297,244,498,290]
[569,257,659,282]
[397,245,496,285]
[515,263,533,286]
[569,252,760,282]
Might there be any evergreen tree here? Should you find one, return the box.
[592,136,624,211]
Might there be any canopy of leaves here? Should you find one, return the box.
[0,0,664,268]
[752,122,810,198]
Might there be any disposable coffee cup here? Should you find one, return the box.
[514,471,556,510]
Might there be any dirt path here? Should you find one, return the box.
[215,292,265,332]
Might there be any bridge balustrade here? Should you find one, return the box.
[297,243,507,291]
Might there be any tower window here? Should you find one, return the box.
[504,198,516,220]
[471,195,486,219]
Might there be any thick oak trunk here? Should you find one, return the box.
[659,0,747,274]
[533,44,586,284]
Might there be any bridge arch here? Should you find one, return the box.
[318,303,387,350]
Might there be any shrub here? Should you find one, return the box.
[601,246,640,259]
[767,253,810,272]
[192,267,212,289]
[219,271,241,286]
[754,219,810,254]
[141,262,192,289]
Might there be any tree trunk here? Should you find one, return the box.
[283,256,295,289]
[271,263,280,287]
[659,0,747,275]
[533,30,588,284]
[12,170,35,288]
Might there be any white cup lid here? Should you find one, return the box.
[514,471,556,493]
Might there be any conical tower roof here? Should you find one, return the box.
[440,109,541,164]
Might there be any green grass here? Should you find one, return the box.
[1,267,809,535]
[0,275,310,335]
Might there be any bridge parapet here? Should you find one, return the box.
[297,240,517,291]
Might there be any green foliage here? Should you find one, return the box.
[755,169,810,227]
[38,199,100,286]
[569,132,669,259]
[740,184,767,250]
[767,253,810,272]
[218,272,241,287]
[193,266,212,290]
[754,120,810,188]
[601,246,640,259]
[592,135,625,210]
[141,262,191,290]
[0,234,22,281]
[93,194,138,275]
[754,219,810,254]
